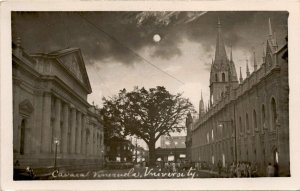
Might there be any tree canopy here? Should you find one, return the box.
[101,86,195,165]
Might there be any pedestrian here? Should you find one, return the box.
[274,163,279,177]
[247,163,252,177]
[252,163,258,177]
[172,162,176,172]
[217,160,222,177]
[230,162,236,177]
[266,163,275,177]
[236,163,241,178]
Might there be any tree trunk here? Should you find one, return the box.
[148,140,156,167]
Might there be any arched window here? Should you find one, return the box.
[253,110,257,132]
[222,73,226,82]
[20,119,26,155]
[271,98,277,130]
[215,73,218,82]
[246,113,249,132]
[239,116,243,134]
[262,104,266,129]
[231,119,234,136]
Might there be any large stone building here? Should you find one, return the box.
[12,39,105,170]
[187,19,289,176]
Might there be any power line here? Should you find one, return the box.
[76,12,185,85]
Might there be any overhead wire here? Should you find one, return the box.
[75,12,185,85]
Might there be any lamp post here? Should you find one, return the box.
[54,138,60,170]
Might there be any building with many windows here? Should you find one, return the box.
[187,19,289,176]
[12,38,104,171]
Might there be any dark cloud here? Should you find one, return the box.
[12,11,288,66]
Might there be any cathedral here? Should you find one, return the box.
[12,38,105,173]
[186,18,289,176]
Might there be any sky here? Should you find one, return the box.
[12,11,288,116]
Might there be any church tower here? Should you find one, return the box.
[199,90,205,118]
[209,18,238,104]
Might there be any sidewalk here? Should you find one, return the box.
[197,169,229,178]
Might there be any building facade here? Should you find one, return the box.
[104,136,134,162]
[13,39,104,170]
[188,19,289,176]
[160,135,186,149]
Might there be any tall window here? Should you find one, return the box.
[253,110,257,132]
[246,113,249,132]
[222,73,225,82]
[262,104,266,129]
[271,98,277,130]
[215,73,218,82]
[239,116,243,134]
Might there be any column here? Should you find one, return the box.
[13,82,20,153]
[62,103,69,154]
[41,93,52,153]
[76,112,82,154]
[53,98,61,153]
[70,107,76,154]
[81,115,86,155]
[90,126,94,156]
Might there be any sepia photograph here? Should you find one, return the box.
[10,10,290,181]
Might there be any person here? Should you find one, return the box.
[247,163,252,177]
[267,163,275,177]
[236,162,241,178]
[230,162,236,177]
[217,160,222,177]
[172,162,176,172]
[274,163,279,177]
[252,163,258,177]
[26,166,35,179]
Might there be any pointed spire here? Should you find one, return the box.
[246,59,250,77]
[253,50,257,71]
[215,17,228,64]
[239,66,243,82]
[268,18,273,37]
[199,89,205,118]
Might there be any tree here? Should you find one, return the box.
[101,86,195,166]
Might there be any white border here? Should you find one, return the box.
[1,0,300,190]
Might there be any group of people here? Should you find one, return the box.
[227,161,278,177]
[228,161,258,177]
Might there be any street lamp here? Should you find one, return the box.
[54,138,60,170]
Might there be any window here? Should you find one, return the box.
[271,98,277,130]
[215,73,218,82]
[239,116,243,134]
[246,113,249,132]
[253,110,257,132]
[222,73,225,82]
[262,104,266,129]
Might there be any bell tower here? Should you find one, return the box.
[209,18,238,104]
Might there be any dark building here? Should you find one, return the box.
[187,18,289,176]
[104,136,134,162]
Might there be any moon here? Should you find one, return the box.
[153,34,161,42]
